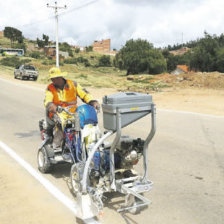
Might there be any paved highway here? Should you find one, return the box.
[0,77,223,224]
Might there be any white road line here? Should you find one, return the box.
[0,141,99,224]
[158,108,224,118]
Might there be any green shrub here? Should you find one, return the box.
[64,56,90,66]
[75,48,80,53]
[0,57,31,67]
[64,58,78,64]
[84,61,91,67]
[29,51,41,59]
[98,55,111,67]
[76,56,85,63]
[86,46,93,52]
[68,50,73,57]
[21,59,32,64]
[0,56,19,67]
[42,60,55,65]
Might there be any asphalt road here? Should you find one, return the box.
[0,77,223,224]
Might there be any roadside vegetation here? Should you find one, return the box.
[0,27,224,92]
[0,55,167,92]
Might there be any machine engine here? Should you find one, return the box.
[116,136,144,168]
[88,136,145,187]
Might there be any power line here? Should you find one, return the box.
[18,0,99,28]
[58,0,99,17]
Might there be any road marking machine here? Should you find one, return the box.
[38,92,156,219]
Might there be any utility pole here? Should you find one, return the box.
[182,32,184,47]
[47,2,67,68]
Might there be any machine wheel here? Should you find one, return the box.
[70,163,82,195]
[37,147,52,173]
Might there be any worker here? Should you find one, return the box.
[44,67,100,140]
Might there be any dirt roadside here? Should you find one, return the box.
[0,74,223,224]
[0,152,77,224]
[1,73,224,116]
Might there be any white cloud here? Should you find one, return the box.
[0,0,224,49]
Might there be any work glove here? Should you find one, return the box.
[89,100,100,111]
[48,103,57,114]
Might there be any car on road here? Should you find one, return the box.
[14,64,38,81]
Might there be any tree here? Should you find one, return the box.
[15,42,27,53]
[4,27,23,47]
[98,55,111,67]
[36,34,50,48]
[215,47,224,72]
[43,34,49,46]
[189,32,219,72]
[29,51,41,59]
[75,48,80,53]
[59,42,73,57]
[86,46,93,52]
[114,39,166,75]
[148,49,167,74]
[36,38,45,48]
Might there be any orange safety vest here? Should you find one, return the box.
[48,80,77,119]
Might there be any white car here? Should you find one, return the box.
[14,64,39,81]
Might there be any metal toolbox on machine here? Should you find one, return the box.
[102,92,154,131]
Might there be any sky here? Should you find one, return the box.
[1,0,224,50]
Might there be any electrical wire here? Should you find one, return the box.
[19,0,99,29]
[58,0,99,17]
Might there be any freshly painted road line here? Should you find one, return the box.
[0,141,99,224]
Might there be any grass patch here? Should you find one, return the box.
[0,55,167,92]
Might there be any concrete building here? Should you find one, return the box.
[92,39,111,53]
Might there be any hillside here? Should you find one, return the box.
[1,36,224,93]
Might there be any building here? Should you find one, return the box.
[44,46,56,57]
[92,39,111,53]
[44,46,69,59]
[59,51,69,58]
[171,65,189,75]
[72,45,85,52]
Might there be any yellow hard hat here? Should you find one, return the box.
[48,67,67,80]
